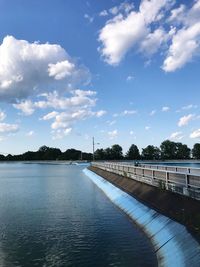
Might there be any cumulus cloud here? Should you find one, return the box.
[0,36,90,102]
[178,114,194,127]
[140,27,168,56]
[145,126,151,130]
[98,0,174,65]
[99,0,200,72]
[0,123,19,133]
[190,129,200,139]
[163,0,200,72]
[48,60,75,80]
[41,108,106,131]
[13,89,97,115]
[52,128,72,140]
[162,23,200,72]
[170,131,184,140]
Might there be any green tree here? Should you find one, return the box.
[160,140,177,159]
[126,144,140,160]
[175,143,191,159]
[142,145,161,160]
[94,149,106,160]
[192,143,200,159]
[104,147,113,160]
[110,144,123,160]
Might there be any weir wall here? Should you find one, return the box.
[83,168,200,267]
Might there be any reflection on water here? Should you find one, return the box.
[0,163,157,267]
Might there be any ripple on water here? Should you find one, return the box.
[0,163,157,267]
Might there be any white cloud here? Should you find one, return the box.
[98,11,147,65]
[109,2,134,16]
[0,123,19,133]
[41,108,106,131]
[149,110,156,116]
[178,114,194,127]
[130,130,134,135]
[84,14,94,23]
[96,110,107,117]
[140,27,168,56]
[98,0,173,65]
[122,109,137,115]
[163,0,200,72]
[48,60,75,80]
[0,111,6,121]
[162,23,200,72]
[13,100,35,115]
[126,75,134,81]
[113,109,137,117]
[170,131,184,140]
[107,120,116,126]
[99,0,200,72]
[168,4,186,24]
[13,89,97,115]
[162,106,170,112]
[145,126,151,130]
[190,129,200,139]
[0,36,90,101]
[26,130,34,137]
[52,128,72,140]
[41,111,59,121]
[108,129,118,139]
[99,10,108,17]
[182,104,198,110]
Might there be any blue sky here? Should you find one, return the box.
[0,0,200,154]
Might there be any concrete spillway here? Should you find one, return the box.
[83,168,200,267]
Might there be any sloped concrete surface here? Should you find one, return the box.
[83,168,200,267]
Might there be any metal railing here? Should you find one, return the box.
[138,163,200,175]
[91,162,200,201]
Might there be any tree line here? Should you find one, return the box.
[1,140,200,161]
[0,146,93,161]
[94,140,200,160]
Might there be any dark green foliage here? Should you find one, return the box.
[192,143,200,159]
[111,144,123,160]
[126,144,140,160]
[0,140,194,161]
[0,146,92,161]
[160,140,190,159]
[141,145,161,160]
[94,145,123,160]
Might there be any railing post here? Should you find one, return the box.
[165,172,169,190]
[183,174,189,196]
[152,170,154,185]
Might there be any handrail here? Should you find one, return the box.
[91,162,200,201]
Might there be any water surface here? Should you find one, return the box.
[0,163,157,267]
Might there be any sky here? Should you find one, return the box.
[0,0,200,154]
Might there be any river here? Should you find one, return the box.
[0,163,157,267]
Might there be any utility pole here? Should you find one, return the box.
[92,137,100,161]
[92,137,95,161]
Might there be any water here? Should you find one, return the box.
[0,163,157,267]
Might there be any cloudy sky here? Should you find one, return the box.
[0,0,200,154]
